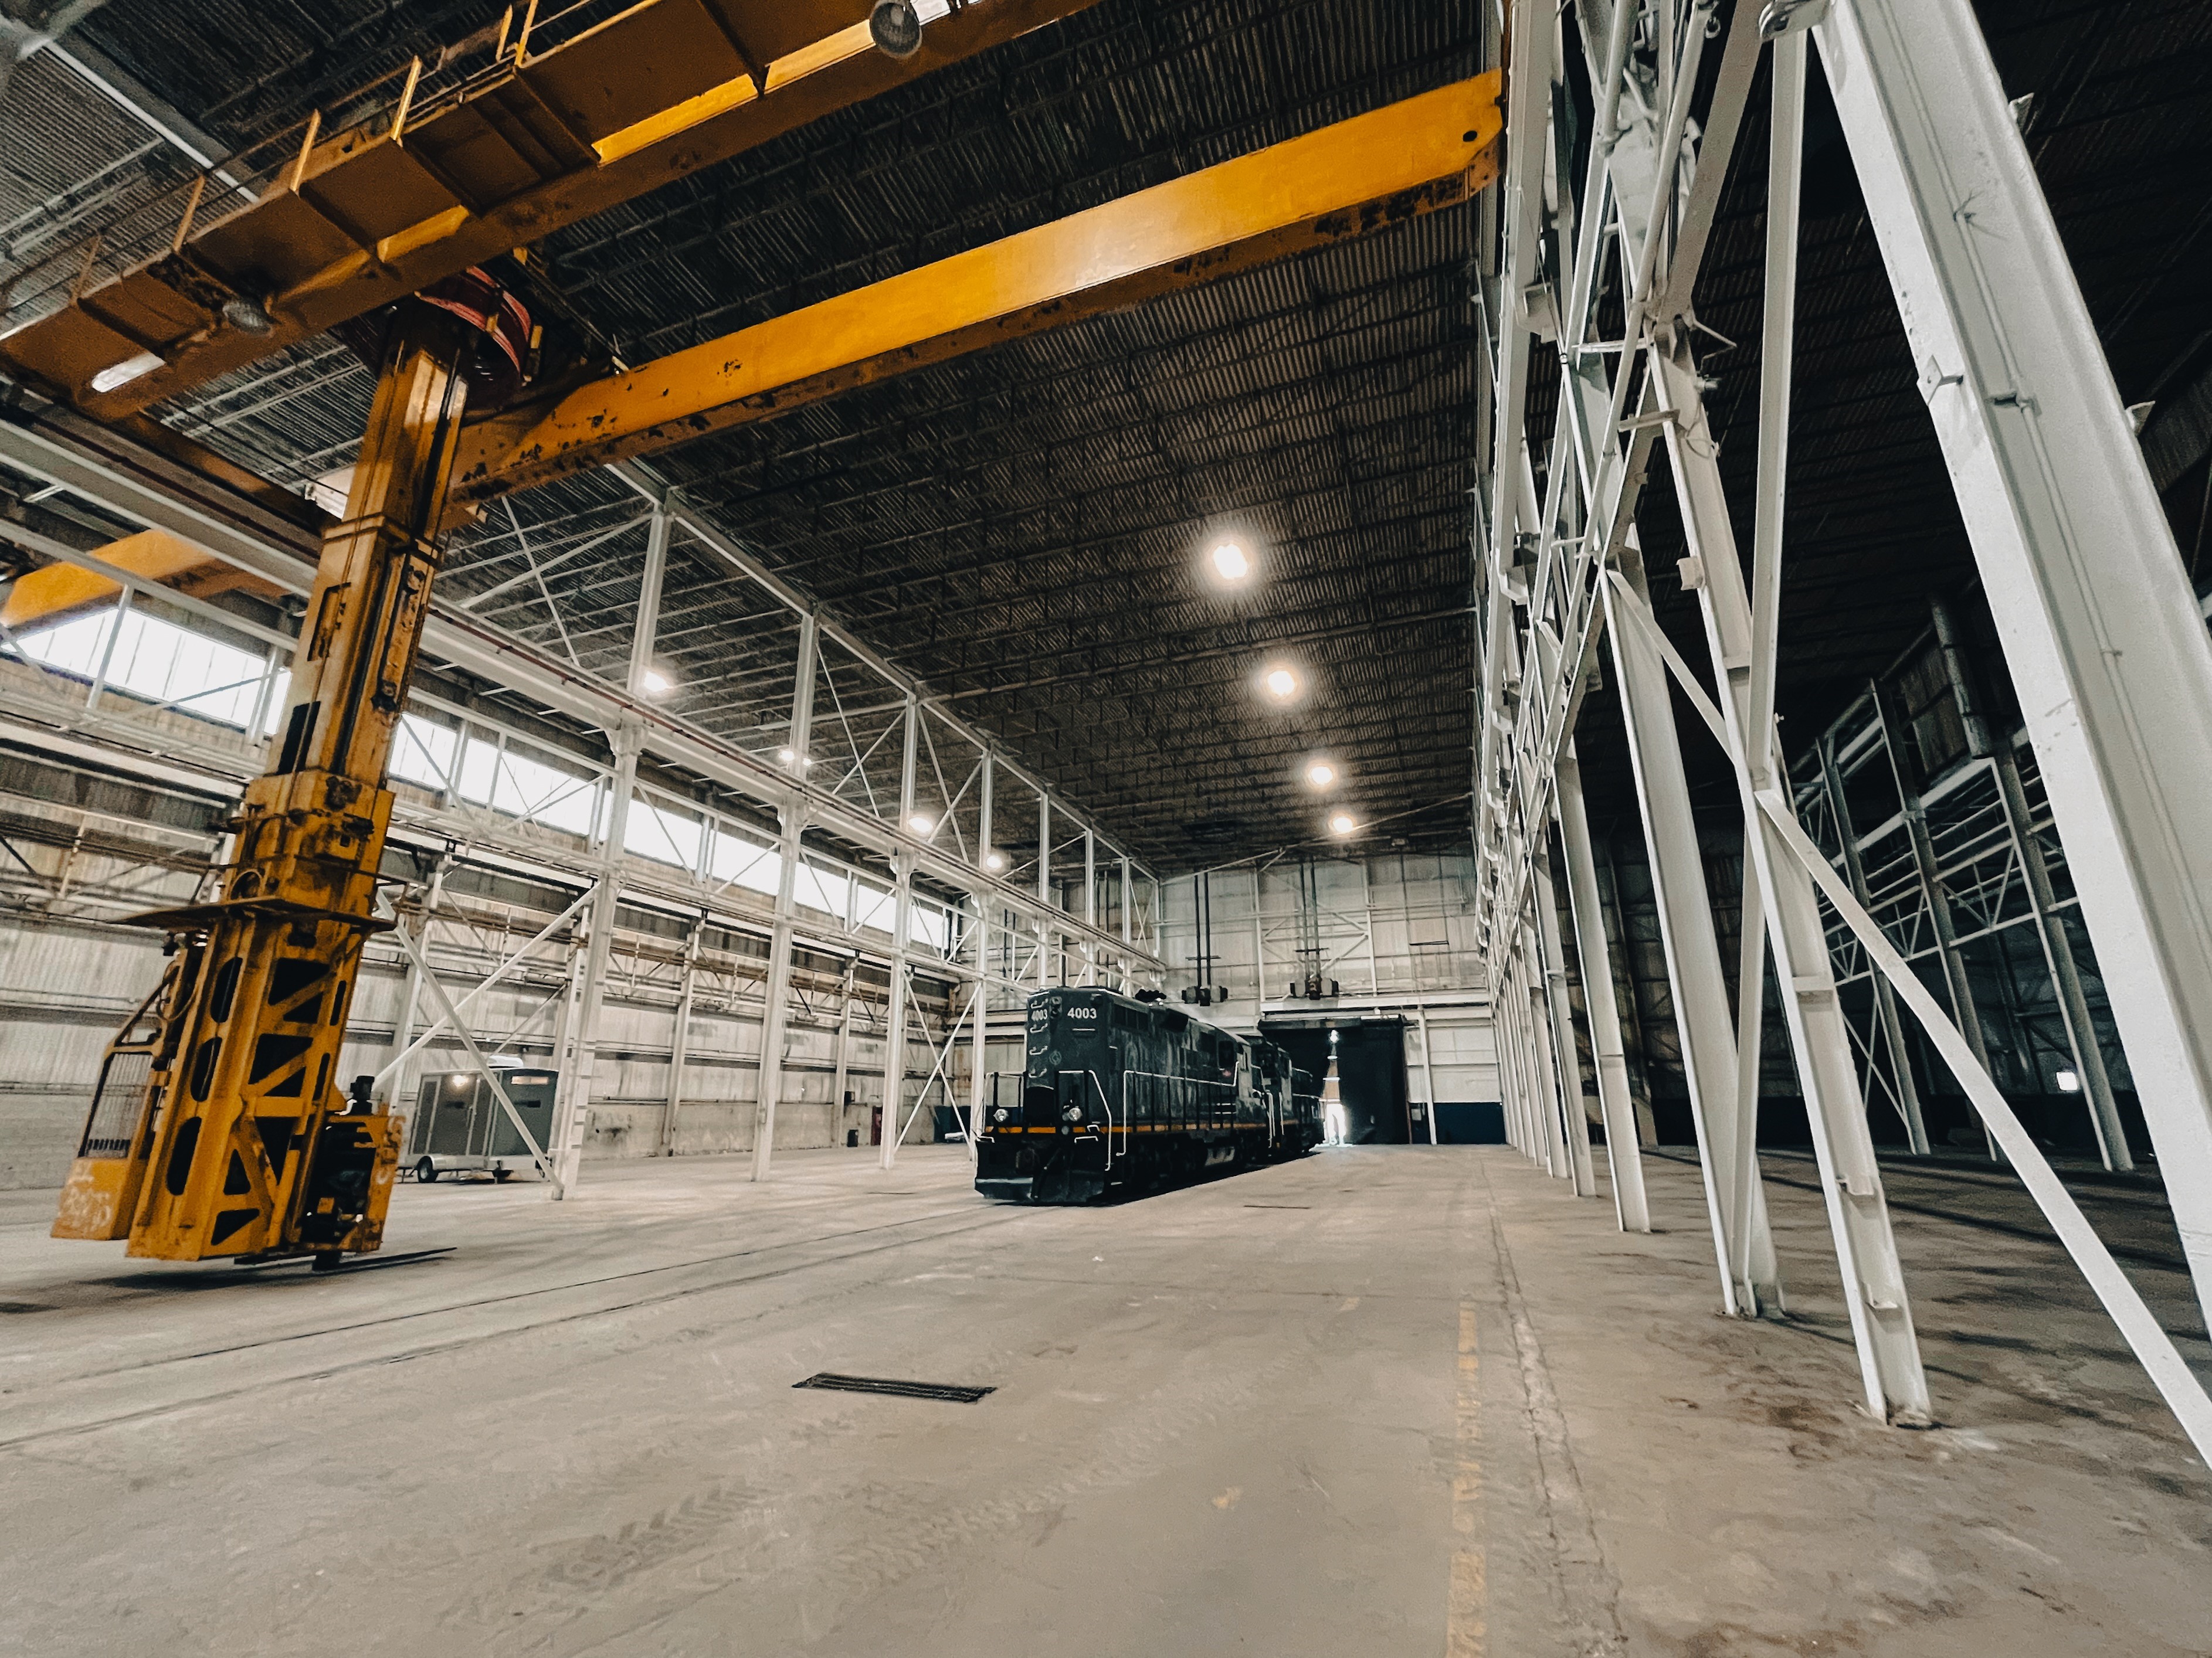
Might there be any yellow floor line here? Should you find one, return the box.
[1448,1300,1485,1656]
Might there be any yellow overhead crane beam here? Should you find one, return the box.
[0,0,1104,422]
[453,73,1506,501]
[3,74,1505,641]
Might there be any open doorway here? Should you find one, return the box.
[1258,1017,1412,1144]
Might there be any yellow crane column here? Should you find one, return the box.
[53,305,480,1266]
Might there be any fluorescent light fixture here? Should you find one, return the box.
[1328,812,1356,837]
[640,668,671,695]
[909,813,935,835]
[1210,541,1250,582]
[2055,1068,2081,1093]
[89,352,163,394]
[1263,664,1300,701]
[1305,760,1336,789]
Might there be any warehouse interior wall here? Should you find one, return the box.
[1155,854,1497,1123]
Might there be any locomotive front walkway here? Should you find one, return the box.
[1,1144,2205,1655]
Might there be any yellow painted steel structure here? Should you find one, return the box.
[2,75,1506,643]
[50,311,475,1265]
[454,73,1505,500]
[0,0,1103,423]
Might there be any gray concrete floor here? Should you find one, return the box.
[1,1144,2207,1656]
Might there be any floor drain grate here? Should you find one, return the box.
[793,1372,994,1404]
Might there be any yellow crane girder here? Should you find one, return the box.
[453,73,1505,501]
[0,0,1103,423]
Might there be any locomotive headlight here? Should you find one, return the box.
[1062,1104,1084,1123]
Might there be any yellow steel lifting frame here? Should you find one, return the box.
[50,310,475,1264]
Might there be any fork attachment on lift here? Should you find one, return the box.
[52,292,521,1265]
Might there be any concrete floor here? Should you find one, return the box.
[1,1144,2207,1657]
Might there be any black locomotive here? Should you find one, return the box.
[975,986,1321,1203]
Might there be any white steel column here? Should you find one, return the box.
[1083,831,1096,985]
[550,510,669,1194]
[1649,42,1930,1414]
[1036,789,1052,994]
[1531,842,1597,1194]
[1817,0,2212,1320]
[1604,544,1779,1314]
[751,614,819,1181]
[969,755,993,1160]
[1471,0,1551,944]
[1556,745,1651,1231]
[966,896,988,1161]
[663,917,700,1154]
[383,852,449,1114]
[1414,1005,1440,1144]
[831,959,856,1142]
[749,799,808,1181]
[880,694,920,1169]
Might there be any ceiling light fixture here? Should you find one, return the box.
[1210,541,1250,582]
[640,669,671,695]
[869,0,924,59]
[221,294,274,335]
[1305,760,1337,789]
[985,851,1007,872]
[1263,664,1300,702]
[909,813,936,835]
[1328,813,1357,837]
[88,352,163,394]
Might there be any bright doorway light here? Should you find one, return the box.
[2055,1068,2081,1093]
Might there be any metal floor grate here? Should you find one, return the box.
[793,1372,994,1404]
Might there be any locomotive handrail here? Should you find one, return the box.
[1083,1071,1121,1169]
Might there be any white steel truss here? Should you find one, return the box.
[0,421,1165,1195]
[1472,0,2212,1455]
